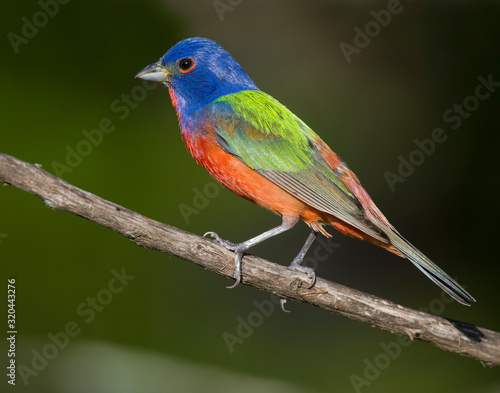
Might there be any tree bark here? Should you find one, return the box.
[1,152,499,366]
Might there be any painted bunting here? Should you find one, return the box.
[136,37,474,306]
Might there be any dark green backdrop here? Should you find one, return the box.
[1,1,499,392]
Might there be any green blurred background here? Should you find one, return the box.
[1,1,500,392]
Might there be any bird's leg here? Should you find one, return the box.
[289,229,318,288]
[280,229,319,312]
[205,216,299,288]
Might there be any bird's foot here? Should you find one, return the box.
[204,231,239,250]
[204,231,245,288]
[278,260,316,312]
[289,258,316,289]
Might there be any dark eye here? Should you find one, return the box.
[178,57,194,73]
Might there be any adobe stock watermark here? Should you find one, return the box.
[51,80,159,178]
[212,0,243,22]
[384,73,499,192]
[349,289,458,392]
[222,237,340,353]
[178,181,224,224]
[340,0,409,64]
[7,0,71,54]
[17,267,135,386]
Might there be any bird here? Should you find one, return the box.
[135,37,475,306]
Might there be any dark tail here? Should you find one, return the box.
[387,232,475,306]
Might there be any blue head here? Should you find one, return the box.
[136,37,258,115]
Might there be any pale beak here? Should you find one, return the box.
[135,61,172,83]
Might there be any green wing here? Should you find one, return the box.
[207,90,386,242]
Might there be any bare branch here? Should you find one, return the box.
[1,152,499,366]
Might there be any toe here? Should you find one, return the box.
[226,275,241,289]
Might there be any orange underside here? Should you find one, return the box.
[186,130,402,256]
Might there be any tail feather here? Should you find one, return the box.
[387,232,475,306]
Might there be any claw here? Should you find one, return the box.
[226,274,241,289]
[226,251,243,288]
[203,231,218,238]
[280,298,291,313]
